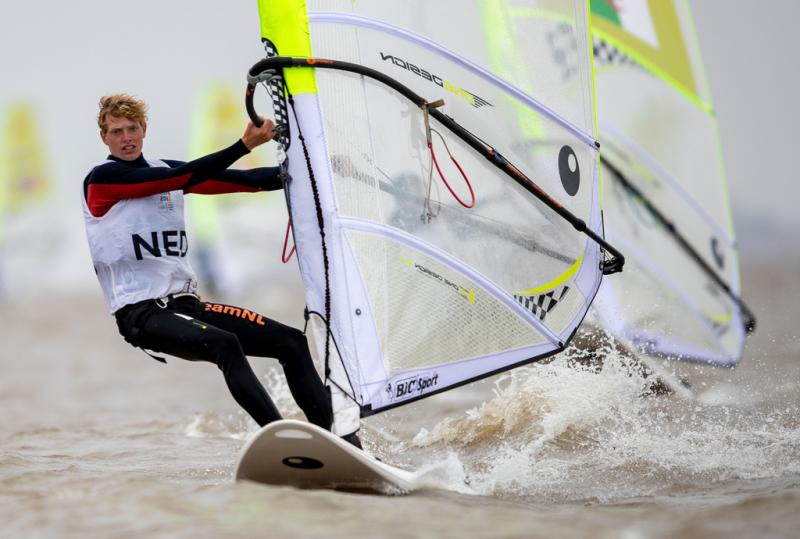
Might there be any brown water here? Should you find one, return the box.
[2,259,798,539]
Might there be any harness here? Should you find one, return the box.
[115,292,201,363]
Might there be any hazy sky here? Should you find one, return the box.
[0,0,797,264]
[691,1,800,252]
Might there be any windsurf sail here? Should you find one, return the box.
[589,0,754,366]
[249,0,622,434]
[0,101,51,215]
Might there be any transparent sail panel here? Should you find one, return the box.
[308,0,595,135]
[347,231,547,375]
[310,22,596,221]
[318,68,590,315]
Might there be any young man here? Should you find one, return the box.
[82,94,361,447]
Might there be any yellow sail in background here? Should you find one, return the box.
[188,81,269,166]
[187,82,262,245]
[0,102,51,215]
[185,82,280,296]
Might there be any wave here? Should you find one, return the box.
[401,333,800,502]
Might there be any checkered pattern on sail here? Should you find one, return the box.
[514,286,570,321]
[592,37,640,69]
[261,38,291,149]
[547,23,580,82]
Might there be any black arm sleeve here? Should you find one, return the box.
[163,160,283,192]
[89,139,251,188]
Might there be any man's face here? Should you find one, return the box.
[100,115,146,160]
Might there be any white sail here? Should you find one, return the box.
[590,0,753,365]
[251,0,617,431]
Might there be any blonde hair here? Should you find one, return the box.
[97,94,148,133]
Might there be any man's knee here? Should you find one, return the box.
[207,330,247,370]
[276,327,312,365]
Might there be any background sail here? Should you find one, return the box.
[0,102,51,214]
[257,0,607,421]
[184,82,279,298]
[590,0,747,365]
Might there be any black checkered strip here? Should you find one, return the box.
[262,38,291,149]
[593,37,640,69]
[514,286,569,321]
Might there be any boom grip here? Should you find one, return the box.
[245,84,263,127]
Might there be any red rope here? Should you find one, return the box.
[282,218,296,263]
[428,139,475,209]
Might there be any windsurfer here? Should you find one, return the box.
[81,93,361,448]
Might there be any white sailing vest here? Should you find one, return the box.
[82,159,198,313]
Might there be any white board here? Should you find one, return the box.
[234,420,419,494]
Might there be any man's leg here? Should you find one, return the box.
[137,307,282,427]
[194,301,333,431]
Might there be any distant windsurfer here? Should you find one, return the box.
[81,94,361,448]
